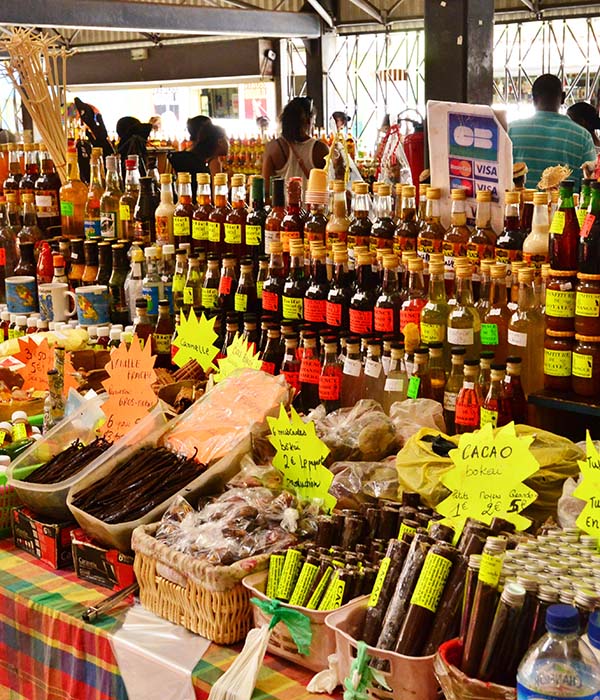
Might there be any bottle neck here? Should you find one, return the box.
[456,276,474,305]
[532,202,549,233]
[312,258,328,283]
[475,201,492,229]
[160,183,174,204]
[352,194,370,218]
[518,279,536,310]
[558,188,575,210]
[504,202,520,229]
[269,253,284,276]
[377,194,392,219]
[67,158,81,182]
[382,267,399,292]
[401,196,416,222]
[490,277,507,307]
[407,270,425,296]
[450,198,467,226]
[428,272,446,301]
[178,183,192,201]
[425,198,440,222]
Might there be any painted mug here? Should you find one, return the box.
[38,282,77,322]
[6,276,38,314]
[75,285,110,326]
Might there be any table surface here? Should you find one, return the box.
[0,539,335,700]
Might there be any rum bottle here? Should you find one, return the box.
[482,263,511,363]
[153,299,174,369]
[375,254,402,336]
[394,184,419,256]
[363,340,386,402]
[201,254,220,313]
[245,175,266,262]
[118,157,139,241]
[298,332,321,413]
[95,241,112,286]
[235,260,257,317]
[428,342,446,403]
[100,155,122,240]
[264,178,285,255]
[225,174,247,259]
[262,241,285,320]
[18,194,42,250]
[190,173,212,253]
[172,248,187,316]
[304,246,329,331]
[108,244,129,325]
[133,297,154,348]
[3,144,22,201]
[495,190,525,288]
[408,347,432,399]
[382,342,408,411]
[207,173,230,255]
[60,152,86,239]
[282,241,307,321]
[348,181,372,267]
[84,150,103,238]
[173,172,196,248]
[68,238,85,290]
[260,328,282,375]
[281,177,303,266]
[417,187,445,273]
[326,180,350,268]
[480,365,512,428]
[503,357,527,424]
[467,190,496,296]
[217,254,238,319]
[34,145,61,234]
[549,179,579,271]
[349,251,377,335]
[578,178,592,227]
[443,347,466,434]
[443,188,471,296]
[281,334,301,395]
[370,183,394,253]
[520,189,535,234]
[341,337,364,408]
[578,181,600,274]
[400,257,427,336]
[327,249,351,330]
[420,260,449,347]
[133,177,155,245]
[19,143,38,198]
[447,264,480,360]
[454,359,482,434]
[319,339,342,413]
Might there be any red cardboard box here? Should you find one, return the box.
[12,506,76,569]
[71,529,135,591]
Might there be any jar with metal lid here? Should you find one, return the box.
[575,272,600,336]
[544,330,574,391]
[545,269,576,331]
[572,334,600,397]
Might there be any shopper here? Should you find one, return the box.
[116,116,152,180]
[567,101,600,149]
[508,74,596,188]
[262,96,328,192]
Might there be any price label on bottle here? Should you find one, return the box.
[479,407,498,428]
[118,203,130,221]
[61,200,75,217]
[543,348,572,377]
[173,216,189,237]
[572,352,593,378]
[576,291,600,318]
[224,223,242,244]
[319,374,341,401]
[580,213,596,239]
[546,289,575,318]
[326,302,342,327]
[304,298,326,324]
[218,276,233,296]
[420,322,445,343]
[342,357,361,377]
[192,219,207,240]
[480,323,499,345]
[374,307,395,333]
[447,327,474,346]
[246,224,261,247]
[577,208,588,227]
[508,329,527,347]
[207,222,220,242]
[349,308,373,334]
[282,296,303,320]
[299,357,321,385]
[234,293,248,313]
[201,287,218,309]
[364,358,382,378]
[455,401,480,428]
[549,210,566,234]
[407,375,420,399]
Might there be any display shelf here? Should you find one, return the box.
[528,390,600,441]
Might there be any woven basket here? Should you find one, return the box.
[132,523,271,644]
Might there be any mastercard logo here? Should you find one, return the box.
[449,159,473,177]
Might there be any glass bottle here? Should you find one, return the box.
[400,256,427,337]
[382,342,408,411]
[579,178,593,226]
[480,365,512,429]
[482,263,511,363]
[281,177,303,266]
[362,340,386,403]
[479,351,494,398]
[36,240,53,286]
[443,347,466,434]
[18,193,43,249]
[60,152,87,239]
[448,264,480,360]
[3,143,22,200]
[350,251,377,335]
[84,150,103,238]
[19,143,38,198]
[182,256,202,314]
[281,334,301,396]
[65,238,84,291]
[201,254,220,313]
[508,266,544,396]
[326,250,351,331]
[282,241,307,321]
[190,173,212,253]
[108,244,130,325]
[455,359,482,434]
[172,248,188,316]
[443,188,471,296]
[220,316,239,357]
[125,247,145,321]
[217,254,238,319]
[245,175,267,263]
[408,347,432,399]
[142,246,161,321]
[235,260,257,317]
[550,179,579,271]
[304,246,329,331]
[523,191,550,272]
[394,184,419,256]
[260,327,282,375]
[99,155,122,240]
[467,189,496,297]
[374,254,402,337]
[347,181,372,268]
[298,332,321,413]
[475,259,492,317]
[503,356,527,424]
[319,339,343,413]
[225,173,247,259]
[579,181,600,275]
[520,188,535,235]
[326,180,350,269]
[420,260,449,348]
[261,241,285,320]
[341,338,364,407]
[207,172,230,255]
[133,297,154,347]
[95,241,112,286]
[370,182,395,253]
[34,145,61,234]
[428,343,446,403]
[51,253,67,284]
[0,192,19,278]
[417,182,428,229]
[171,172,195,248]
[417,187,445,274]
[153,299,174,368]
[264,177,285,256]
[242,315,259,352]
[132,177,154,246]
[119,157,140,241]
[81,239,99,285]
[495,190,525,290]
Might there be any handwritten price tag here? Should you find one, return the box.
[267,404,336,512]
[15,337,53,391]
[574,431,600,539]
[436,422,539,535]
[172,309,219,371]
[214,333,262,382]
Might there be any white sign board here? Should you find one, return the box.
[427,100,513,233]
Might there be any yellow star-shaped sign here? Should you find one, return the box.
[214,333,262,382]
[172,309,219,371]
[574,431,600,539]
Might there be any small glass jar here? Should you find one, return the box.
[572,334,600,397]
[575,273,600,336]
[544,330,574,392]
[545,269,576,332]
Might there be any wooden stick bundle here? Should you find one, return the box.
[0,27,70,183]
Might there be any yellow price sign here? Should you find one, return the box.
[574,431,600,539]
[214,333,262,382]
[172,309,219,371]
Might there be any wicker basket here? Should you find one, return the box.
[132,523,271,644]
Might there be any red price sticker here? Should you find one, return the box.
[299,357,321,385]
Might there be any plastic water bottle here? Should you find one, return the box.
[585,611,600,666]
[517,604,600,699]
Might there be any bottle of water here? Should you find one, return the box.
[585,611,600,666]
[517,604,600,699]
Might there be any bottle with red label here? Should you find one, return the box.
[400,257,426,335]
[341,337,364,407]
[304,245,329,331]
[260,327,282,375]
[447,263,480,360]
[549,179,579,272]
[375,254,402,336]
[207,173,230,255]
[394,184,419,257]
[481,263,511,363]
[280,177,303,268]
[262,240,285,320]
[264,178,285,258]
[495,190,525,287]
[234,260,257,319]
[281,334,301,395]
[454,359,482,434]
[327,249,351,330]
[282,241,307,322]
[348,181,372,267]
[362,339,386,403]
[217,254,238,320]
[417,187,445,273]
[34,145,61,235]
[319,339,342,413]
[443,188,471,296]
[523,191,550,272]
[503,356,527,424]
[370,182,395,253]
[298,332,321,413]
[326,180,350,268]
[467,190,496,297]
[224,174,247,259]
[349,251,377,335]
[443,347,465,433]
[480,364,512,429]
[578,180,600,274]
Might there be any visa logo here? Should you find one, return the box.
[475,162,498,178]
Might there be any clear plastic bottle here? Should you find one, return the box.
[517,604,600,699]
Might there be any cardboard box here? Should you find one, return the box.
[12,506,76,569]
[71,529,135,591]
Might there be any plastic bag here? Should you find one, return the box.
[376,124,412,186]
[329,459,398,510]
[388,398,447,445]
[325,132,363,191]
[557,476,585,528]
[227,454,283,490]
[307,400,398,463]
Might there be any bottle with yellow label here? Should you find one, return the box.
[420,260,448,351]
[172,172,196,248]
[495,190,525,288]
[571,334,600,397]
[282,241,307,321]
[59,152,87,239]
[190,173,213,254]
[467,190,496,295]
[443,188,471,296]
[417,187,445,274]
[225,173,247,260]
[118,156,140,241]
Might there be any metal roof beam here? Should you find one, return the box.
[348,0,385,25]
[0,0,321,39]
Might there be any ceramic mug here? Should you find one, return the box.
[75,285,110,326]
[6,276,38,314]
[38,282,77,322]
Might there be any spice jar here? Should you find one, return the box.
[575,273,600,336]
[545,269,576,332]
[572,334,600,397]
[544,330,574,392]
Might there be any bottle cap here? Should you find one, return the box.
[378,183,391,196]
[0,311,8,322]
[451,188,467,200]
[52,254,65,267]
[231,174,245,188]
[136,298,148,309]
[26,317,37,328]
[476,190,492,202]
[162,244,175,255]
[505,190,520,204]
[109,328,121,340]
[588,610,600,649]
[144,246,157,258]
[177,172,191,184]
[533,191,548,205]
[426,187,441,199]
[546,604,579,634]
[159,173,172,184]
[125,158,137,169]
[214,173,228,186]
[16,315,27,325]
[401,185,416,198]
[11,410,28,422]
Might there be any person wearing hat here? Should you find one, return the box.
[508,74,596,189]
[513,162,528,189]
[567,102,600,149]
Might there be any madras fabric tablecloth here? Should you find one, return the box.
[0,540,334,700]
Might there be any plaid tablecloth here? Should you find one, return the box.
[0,540,334,700]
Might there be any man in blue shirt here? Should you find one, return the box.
[508,74,596,189]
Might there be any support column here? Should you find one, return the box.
[303,38,325,129]
[424,0,494,105]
